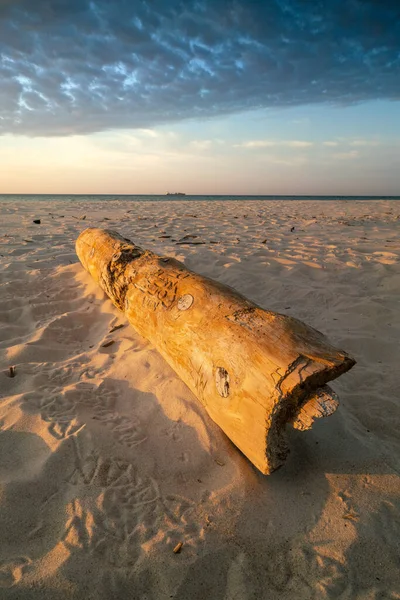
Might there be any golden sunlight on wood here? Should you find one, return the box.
[76,228,355,474]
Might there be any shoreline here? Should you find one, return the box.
[1,193,400,201]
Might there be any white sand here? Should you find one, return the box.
[0,198,399,599]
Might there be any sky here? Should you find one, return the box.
[0,0,399,195]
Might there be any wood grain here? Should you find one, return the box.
[76,228,355,474]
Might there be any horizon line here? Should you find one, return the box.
[1,193,399,198]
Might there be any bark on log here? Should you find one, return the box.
[76,228,356,475]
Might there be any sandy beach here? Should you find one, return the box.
[0,198,399,599]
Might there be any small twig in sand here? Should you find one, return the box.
[173,542,183,554]
[343,513,359,521]
[109,324,125,333]
[102,340,115,348]
[176,241,206,245]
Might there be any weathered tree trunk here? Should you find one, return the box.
[76,228,355,474]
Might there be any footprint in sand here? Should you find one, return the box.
[63,440,204,568]
[39,310,105,346]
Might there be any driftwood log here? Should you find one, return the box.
[76,228,355,475]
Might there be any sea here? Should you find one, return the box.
[1,194,399,202]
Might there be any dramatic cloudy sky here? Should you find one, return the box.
[1,0,399,194]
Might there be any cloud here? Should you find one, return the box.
[332,150,360,160]
[290,118,310,125]
[323,141,339,147]
[234,140,276,148]
[284,140,313,148]
[189,139,213,150]
[0,0,399,136]
[349,139,380,146]
[266,155,309,167]
[138,129,159,138]
[234,139,313,148]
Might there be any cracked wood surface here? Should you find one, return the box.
[76,228,356,474]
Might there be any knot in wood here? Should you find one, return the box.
[177,294,194,311]
[216,367,230,397]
